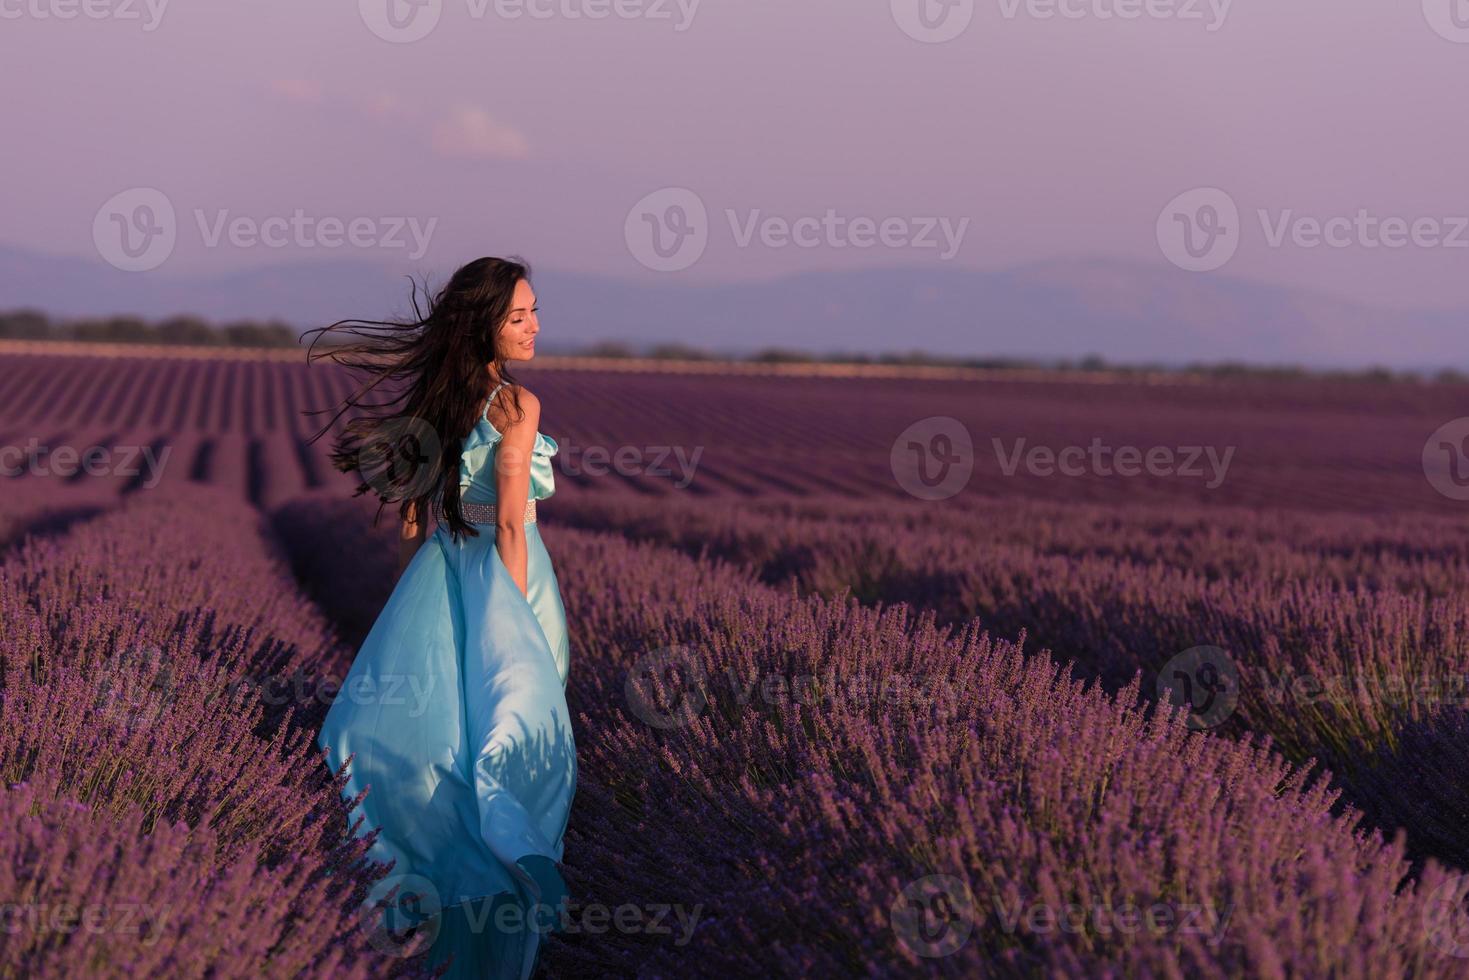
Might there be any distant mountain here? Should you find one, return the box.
[0,245,1462,369]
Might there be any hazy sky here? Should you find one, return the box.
[3,0,1468,310]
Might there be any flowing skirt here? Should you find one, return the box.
[318,520,576,979]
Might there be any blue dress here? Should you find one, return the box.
[319,380,576,978]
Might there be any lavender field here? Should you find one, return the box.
[4,345,1469,977]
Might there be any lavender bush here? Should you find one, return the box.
[0,485,432,977]
[5,351,1469,976]
[272,493,1469,977]
[547,492,1469,878]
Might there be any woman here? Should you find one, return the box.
[306,257,576,979]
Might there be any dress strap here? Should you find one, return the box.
[481,379,509,422]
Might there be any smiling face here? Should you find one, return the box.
[496,278,540,364]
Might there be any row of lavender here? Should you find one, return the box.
[5,350,1468,512]
[11,487,1469,975]
[544,490,1469,876]
[269,488,1469,976]
[2,345,1469,975]
[4,481,1468,974]
[0,485,439,975]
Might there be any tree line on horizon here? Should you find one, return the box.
[0,308,1457,385]
[0,309,298,349]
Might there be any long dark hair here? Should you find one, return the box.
[302,256,532,542]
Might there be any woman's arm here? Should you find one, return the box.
[492,387,540,598]
[397,499,427,581]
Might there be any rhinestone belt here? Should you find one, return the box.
[433,498,537,526]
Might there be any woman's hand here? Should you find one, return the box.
[397,500,426,581]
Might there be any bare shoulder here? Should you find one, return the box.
[487,382,541,431]
[509,385,541,425]
[515,386,542,416]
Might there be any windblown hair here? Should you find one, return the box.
[302,256,532,542]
